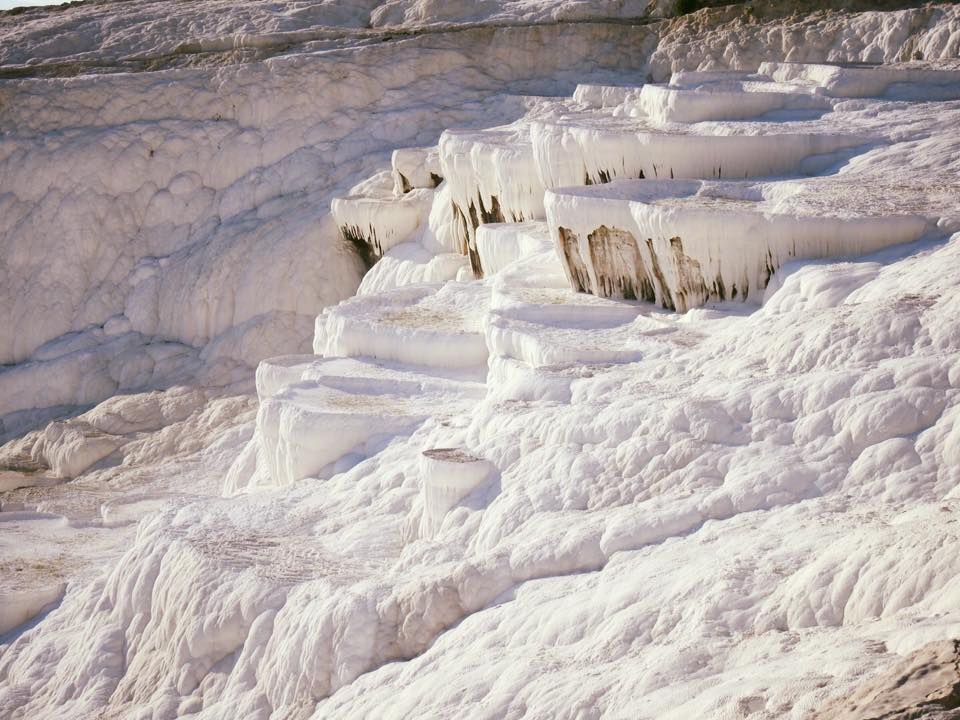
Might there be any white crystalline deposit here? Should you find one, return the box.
[0,385,217,483]
[3,3,960,720]
[538,63,960,311]
[484,254,655,402]
[331,171,435,260]
[0,11,655,424]
[251,382,428,489]
[353,182,473,296]
[314,283,490,370]
[759,60,960,98]
[253,355,316,400]
[0,513,69,636]
[572,83,645,109]
[475,221,554,275]
[0,330,200,441]
[635,78,830,124]
[0,114,361,366]
[531,110,873,190]
[0,381,256,660]
[0,6,663,649]
[356,243,470,296]
[392,146,443,194]
[415,448,498,539]
[546,178,933,310]
[439,122,549,272]
[231,353,486,493]
[543,181,645,295]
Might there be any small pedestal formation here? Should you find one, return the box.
[418,448,497,539]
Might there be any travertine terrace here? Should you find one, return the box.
[2,2,960,718]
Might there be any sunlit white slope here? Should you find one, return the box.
[0,17,655,428]
[2,3,960,720]
[0,0,658,676]
[4,224,957,719]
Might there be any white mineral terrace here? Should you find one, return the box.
[634,78,830,124]
[571,83,644,109]
[546,178,934,310]
[391,146,443,195]
[475,221,553,276]
[416,448,497,539]
[438,122,548,271]
[759,60,960,98]
[3,3,960,717]
[337,60,958,307]
[331,171,435,260]
[314,283,491,370]
[530,111,874,190]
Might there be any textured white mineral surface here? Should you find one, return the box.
[2,1,960,719]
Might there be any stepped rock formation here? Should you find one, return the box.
[2,2,960,719]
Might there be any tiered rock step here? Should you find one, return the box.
[331,169,433,262]
[438,122,546,273]
[572,83,643,109]
[255,354,317,399]
[415,448,497,540]
[391,146,442,195]
[355,244,470,297]
[668,70,757,85]
[759,61,960,99]
[314,282,490,372]
[531,109,875,190]
[257,355,484,401]
[546,178,934,311]
[633,77,830,124]
[238,255,494,492]
[252,357,485,487]
[475,221,554,276]
[483,251,684,402]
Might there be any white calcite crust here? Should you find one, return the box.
[636,78,830,124]
[547,179,934,310]
[532,111,874,189]
[332,186,435,260]
[416,448,498,539]
[392,146,443,194]
[474,221,553,276]
[314,283,490,370]
[759,61,960,98]
[357,243,470,296]
[572,83,644,109]
[227,356,486,492]
[439,122,547,273]
[0,11,655,425]
[3,4,960,720]
[0,513,68,635]
[254,382,429,489]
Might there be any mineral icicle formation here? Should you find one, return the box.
[340,61,957,308]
